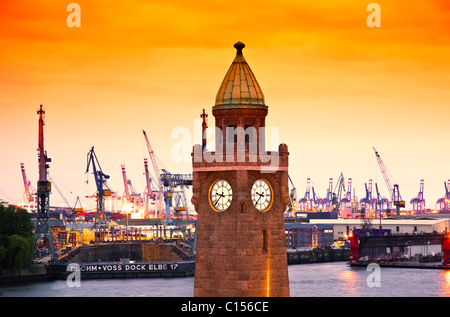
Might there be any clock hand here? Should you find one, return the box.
[214,192,225,206]
[255,194,263,205]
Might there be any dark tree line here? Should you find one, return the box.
[0,204,35,274]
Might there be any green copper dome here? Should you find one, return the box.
[214,42,267,110]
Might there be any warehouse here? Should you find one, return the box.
[285,222,334,249]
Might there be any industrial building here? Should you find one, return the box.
[285,222,334,249]
[309,215,450,241]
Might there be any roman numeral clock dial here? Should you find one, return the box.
[209,179,233,212]
[251,179,273,212]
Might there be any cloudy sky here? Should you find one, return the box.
[0,0,449,211]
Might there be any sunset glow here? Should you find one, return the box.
[1,1,449,210]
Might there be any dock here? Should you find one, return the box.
[50,260,195,279]
[348,230,450,269]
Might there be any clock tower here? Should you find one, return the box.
[192,42,290,297]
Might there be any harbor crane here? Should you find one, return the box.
[143,130,193,222]
[160,169,193,222]
[340,178,352,206]
[313,184,326,211]
[70,196,84,225]
[373,147,404,216]
[121,164,144,215]
[299,178,312,212]
[48,174,75,219]
[410,179,425,212]
[143,130,163,217]
[121,164,132,208]
[143,158,157,215]
[287,175,297,216]
[360,180,373,215]
[34,104,55,257]
[332,173,346,213]
[375,183,391,216]
[20,163,36,212]
[436,180,450,211]
[86,146,111,229]
[326,178,333,209]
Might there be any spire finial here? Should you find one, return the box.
[234,41,245,55]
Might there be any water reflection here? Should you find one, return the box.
[439,270,450,296]
[338,269,358,296]
[1,262,449,297]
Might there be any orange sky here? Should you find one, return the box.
[0,0,449,210]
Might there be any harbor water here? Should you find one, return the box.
[1,262,450,297]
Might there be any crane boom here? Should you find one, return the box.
[373,147,393,201]
[20,163,36,210]
[143,158,155,214]
[20,163,31,202]
[48,175,71,210]
[373,147,404,215]
[143,130,164,217]
[143,130,162,189]
[121,164,131,203]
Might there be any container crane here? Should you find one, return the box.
[369,181,378,212]
[326,178,333,209]
[375,183,390,216]
[410,179,425,212]
[312,184,326,211]
[436,180,450,211]
[299,178,312,212]
[34,104,55,257]
[360,180,373,214]
[341,178,352,206]
[86,146,111,229]
[373,147,404,216]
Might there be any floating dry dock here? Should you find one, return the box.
[349,230,450,269]
[51,261,195,279]
[50,241,195,279]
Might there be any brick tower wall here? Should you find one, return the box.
[192,144,290,297]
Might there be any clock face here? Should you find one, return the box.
[251,179,273,212]
[209,179,233,212]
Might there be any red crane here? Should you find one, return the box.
[34,105,55,257]
[143,130,163,217]
[121,164,143,215]
[121,164,132,206]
